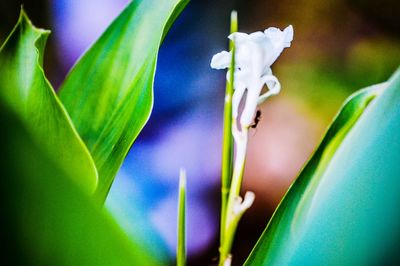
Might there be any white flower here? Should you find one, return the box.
[211,25,293,128]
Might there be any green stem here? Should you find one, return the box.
[177,169,186,266]
[219,201,247,265]
[220,9,238,247]
[219,126,248,266]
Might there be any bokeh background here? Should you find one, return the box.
[1,0,399,265]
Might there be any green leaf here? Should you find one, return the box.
[0,10,97,193]
[0,103,163,265]
[59,0,189,201]
[245,69,400,265]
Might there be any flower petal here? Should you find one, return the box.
[240,84,262,127]
[228,32,249,43]
[231,71,247,119]
[210,50,231,69]
[248,31,267,42]
[264,27,282,45]
[283,25,294,48]
[263,74,281,94]
[262,26,293,66]
[257,74,281,105]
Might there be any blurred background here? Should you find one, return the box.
[1,0,399,265]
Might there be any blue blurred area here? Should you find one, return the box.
[151,0,230,116]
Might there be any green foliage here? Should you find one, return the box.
[0,11,97,194]
[0,0,188,264]
[0,103,162,265]
[245,69,400,265]
[58,0,189,202]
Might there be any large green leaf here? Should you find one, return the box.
[0,10,97,193]
[245,69,400,265]
[0,103,163,265]
[59,0,189,201]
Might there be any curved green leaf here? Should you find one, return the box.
[59,0,189,201]
[245,69,400,265]
[0,103,162,265]
[0,10,97,193]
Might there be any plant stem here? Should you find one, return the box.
[220,9,238,248]
[218,11,255,266]
[177,169,186,266]
[219,125,249,266]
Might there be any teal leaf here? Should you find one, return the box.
[0,10,97,193]
[245,69,400,265]
[0,103,163,265]
[59,0,189,201]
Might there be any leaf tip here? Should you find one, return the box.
[18,6,51,37]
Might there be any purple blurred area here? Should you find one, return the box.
[52,0,129,69]
[1,0,399,264]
